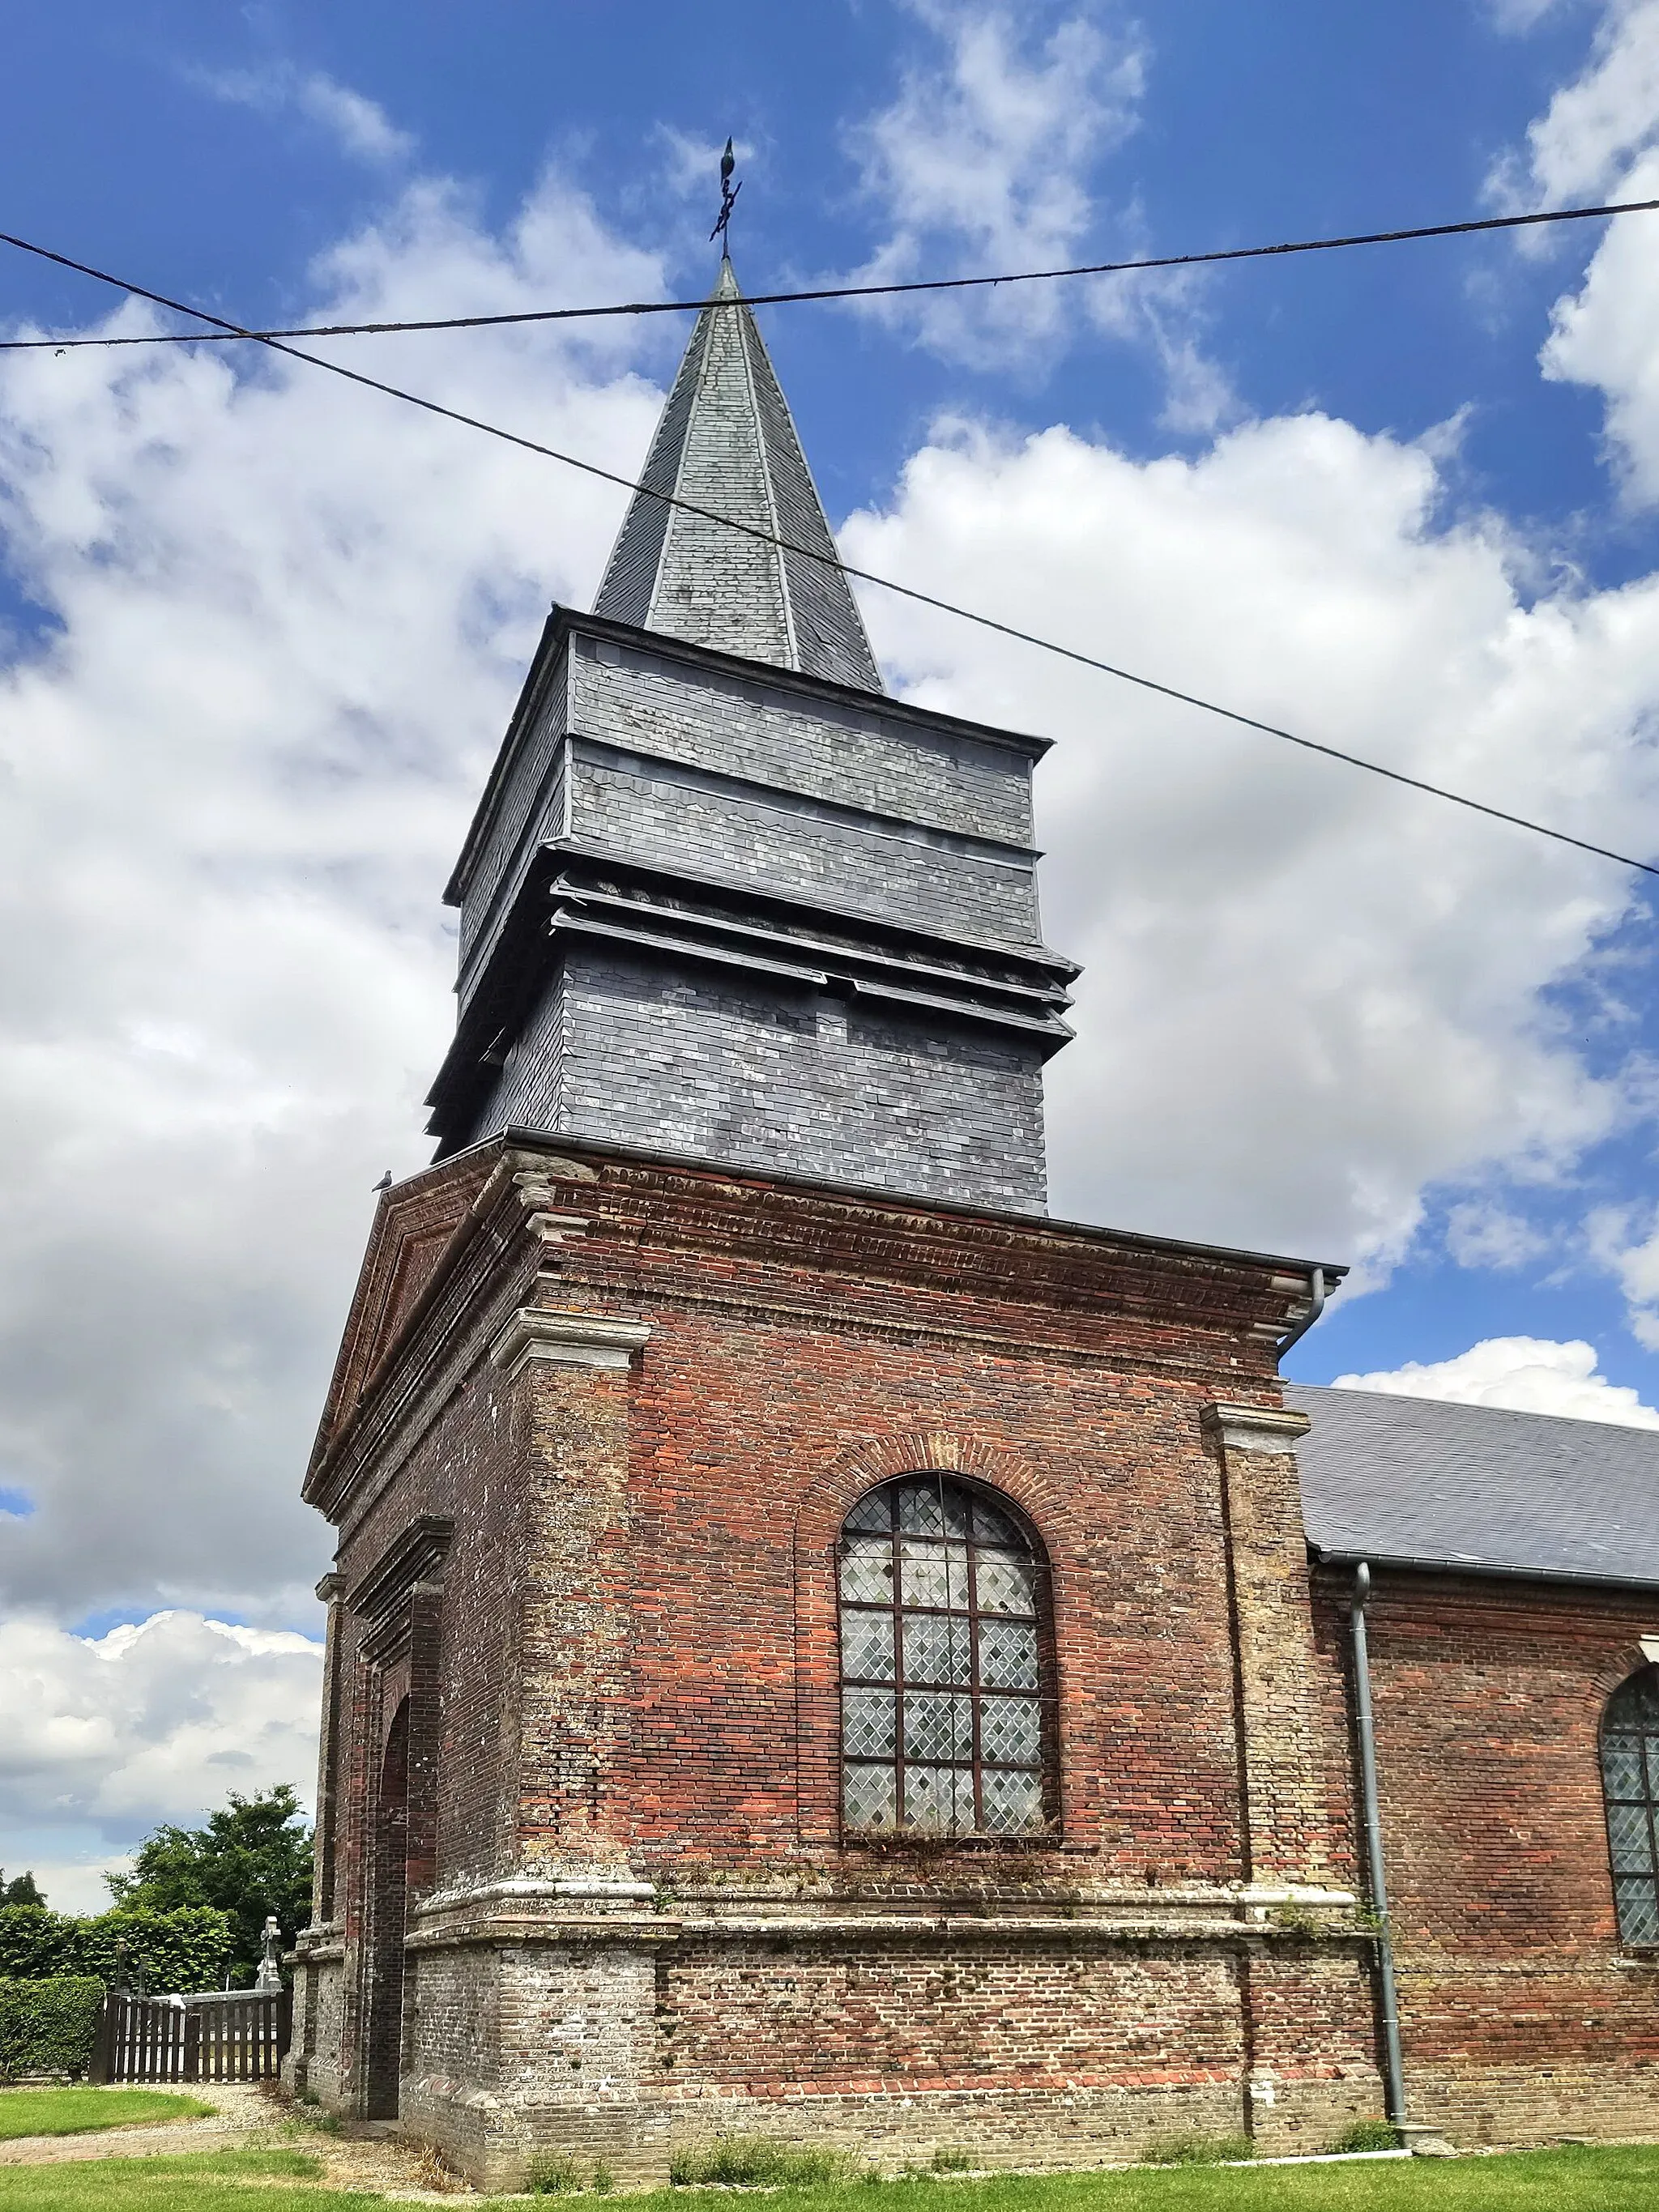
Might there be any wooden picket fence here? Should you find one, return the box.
[91,1989,292,2083]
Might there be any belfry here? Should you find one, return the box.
[424,255,1073,1212]
[288,241,1659,2183]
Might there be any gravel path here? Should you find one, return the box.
[0,2085,474,2194]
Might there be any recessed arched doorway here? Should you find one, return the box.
[365,1696,409,2119]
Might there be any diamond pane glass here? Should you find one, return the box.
[844,1491,892,1534]
[843,1687,897,1759]
[1614,1669,1659,1726]
[895,1483,945,1536]
[838,1475,1050,1840]
[904,1690,974,1762]
[901,1764,953,1834]
[899,1541,969,1609]
[975,1554,1038,1616]
[900,1766,976,1835]
[1603,1739,1644,1801]
[1608,1802,1655,1874]
[1616,1879,1659,1944]
[902,1611,972,1686]
[843,1762,898,1831]
[979,1694,1042,1766]
[842,1609,896,1682]
[971,1494,1021,1547]
[978,1618,1039,1690]
[839,1540,895,1605]
[1603,1669,1659,1945]
[981,1768,1045,1834]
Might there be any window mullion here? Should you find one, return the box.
[891,1524,906,1835]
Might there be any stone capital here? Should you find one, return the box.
[488,1305,652,1379]
[314,1571,345,1604]
[1202,1402,1312,1455]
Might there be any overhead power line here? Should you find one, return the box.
[3,194,1659,352]
[0,223,1654,882]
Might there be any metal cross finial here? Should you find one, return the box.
[710,138,740,248]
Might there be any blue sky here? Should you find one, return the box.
[6,0,1659,1901]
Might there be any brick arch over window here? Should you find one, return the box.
[792,1434,1070,1847]
[1601,1663,1659,1946]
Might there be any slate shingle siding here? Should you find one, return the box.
[480,950,1048,1212]
[442,619,1064,1200]
[574,641,1034,850]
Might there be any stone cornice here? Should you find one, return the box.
[309,1135,1337,1527]
[488,1306,652,1379]
[1204,1403,1313,1455]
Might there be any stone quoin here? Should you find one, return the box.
[287,249,1659,2184]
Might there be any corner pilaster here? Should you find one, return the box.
[1203,1402,1336,1886]
[491,1306,653,1880]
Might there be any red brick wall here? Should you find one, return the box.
[1311,1566,1659,2144]
[297,1140,1375,2166]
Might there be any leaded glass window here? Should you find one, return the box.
[1602,1665,1659,1946]
[838,1475,1052,1839]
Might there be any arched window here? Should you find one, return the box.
[1603,1665,1659,1946]
[838,1474,1053,1839]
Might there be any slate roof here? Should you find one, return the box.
[1286,1382,1659,1588]
[593,257,885,695]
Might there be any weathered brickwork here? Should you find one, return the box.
[288,1140,1381,2184]
[1309,1567,1659,2148]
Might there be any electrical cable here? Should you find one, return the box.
[0,221,1655,881]
[2,194,1657,352]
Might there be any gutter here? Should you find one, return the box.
[1311,1544,1659,1597]
[1350,1562,1407,2128]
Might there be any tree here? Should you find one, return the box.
[0,1873,44,1908]
[106,1787,313,1987]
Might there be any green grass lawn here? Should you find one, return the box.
[603,2148,1659,2212]
[0,2135,1653,2212]
[0,2091,216,2142]
[0,2151,348,2212]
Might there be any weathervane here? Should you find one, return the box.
[710,138,740,248]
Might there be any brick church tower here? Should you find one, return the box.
[289,257,1382,2184]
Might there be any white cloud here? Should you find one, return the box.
[841,2,1213,389]
[1489,0,1578,29]
[1542,144,1659,498]
[0,171,666,1626]
[1332,1334,1659,1424]
[657,127,753,203]
[9,1858,134,1920]
[295,75,415,165]
[842,409,1659,1270]
[1500,0,1659,202]
[190,65,415,165]
[0,1612,322,1892]
[1588,1199,1659,1342]
[1446,1199,1550,1268]
[1488,3,1659,498]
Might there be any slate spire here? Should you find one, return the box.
[593,257,885,694]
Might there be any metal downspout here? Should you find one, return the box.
[1277,1264,1326,1356]
[1350,1561,1406,2125]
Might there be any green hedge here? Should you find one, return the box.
[0,1977,104,2080]
[0,1907,232,1993]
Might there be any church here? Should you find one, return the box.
[285,254,1659,2185]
